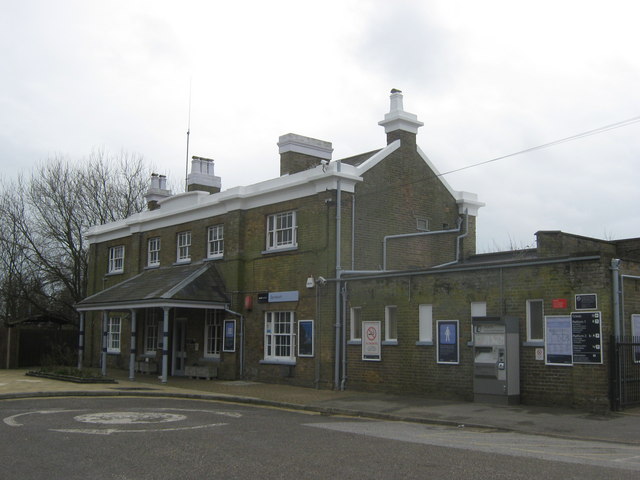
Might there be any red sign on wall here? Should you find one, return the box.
[552,298,568,309]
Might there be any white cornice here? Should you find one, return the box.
[86,162,364,244]
[356,140,401,173]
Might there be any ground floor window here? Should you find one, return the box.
[107,316,122,353]
[527,299,544,342]
[144,310,160,354]
[264,311,295,361]
[385,306,397,342]
[418,304,433,343]
[350,307,362,342]
[205,310,223,357]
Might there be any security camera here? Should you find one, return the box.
[320,160,328,166]
[317,276,327,286]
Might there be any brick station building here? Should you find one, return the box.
[76,91,640,409]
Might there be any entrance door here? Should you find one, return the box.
[172,318,187,376]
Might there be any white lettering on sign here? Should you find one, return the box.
[268,291,299,302]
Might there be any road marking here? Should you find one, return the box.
[306,421,640,472]
[4,409,80,427]
[75,412,187,424]
[51,422,228,435]
[2,407,242,435]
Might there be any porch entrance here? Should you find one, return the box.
[172,318,187,376]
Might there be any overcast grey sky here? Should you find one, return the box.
[1,0,639,252]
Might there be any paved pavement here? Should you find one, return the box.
[1,368,639,445]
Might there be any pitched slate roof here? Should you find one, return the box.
[76,262,229,311]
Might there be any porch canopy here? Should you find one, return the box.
[75,262,229,383]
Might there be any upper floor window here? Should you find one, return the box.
[207,225,224,259]
[266,211,297,251]
[416,217,429,231]
[176,231,191,262]
[108,246,124,273]
[147,237,160,267]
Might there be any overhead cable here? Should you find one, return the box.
[437,115,640,177]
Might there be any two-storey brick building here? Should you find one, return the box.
[77,90,640,409]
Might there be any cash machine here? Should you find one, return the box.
[472,317,520,404]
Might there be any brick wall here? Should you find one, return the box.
[352,134,466,271]
[342,256,620,408]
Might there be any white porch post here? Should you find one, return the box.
[101,311,108,376]
[77,312,85,370]
[161,307,170,384]
[129,309,137,380]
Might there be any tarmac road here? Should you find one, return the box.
[1,396,639,480]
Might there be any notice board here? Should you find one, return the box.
[545,316,573,366]
[571,311,602,364]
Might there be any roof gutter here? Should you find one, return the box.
[341,255,602,282]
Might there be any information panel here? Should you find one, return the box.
[362,321,381,361]
[223,319,236,352]
[575,294,597,310]
[298,320,314,357]
[632,314,640,363]
[437,320,459,364]
[571,311,602,364]
[545,316,572,366]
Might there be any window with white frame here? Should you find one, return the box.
[108,245,124,273]
[350,307,362,342]
[147,237,160,267]
[205,310,223,357]
[526,299,544,342]
[418,304,433,343]
[107,316,122,353]
[144,310,160,354]
[385,306,397,342]
[176,231,191,262]
[266,211,297,251]
[470,301,486,342]
[264,311,295,361]
[416,217,429,231]
[207,225,224,259]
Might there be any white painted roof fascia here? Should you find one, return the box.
[355,140,401,174]
[86,161,363,244]
[417,145,483,216]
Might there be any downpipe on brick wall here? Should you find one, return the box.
[335,160,342,390]
[432,211,469,269]
[611,259,621,338]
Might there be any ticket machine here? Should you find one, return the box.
[472,317,520,404]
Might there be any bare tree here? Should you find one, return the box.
[0,151,152,326]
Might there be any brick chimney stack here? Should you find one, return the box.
[378,89,424,146]
[187,156,221,194]
[278,133,333,176]
[144,173,171,210]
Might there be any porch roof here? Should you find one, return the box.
[75,262,230,312]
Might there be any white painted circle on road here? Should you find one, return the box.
[74,412,186,425]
